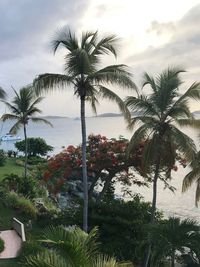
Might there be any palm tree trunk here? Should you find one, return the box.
[144,157,160,267]
[171,250,175,267]
[80,96,88,232]
[23,124,28,180]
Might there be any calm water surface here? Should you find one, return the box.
[0,116,200,221]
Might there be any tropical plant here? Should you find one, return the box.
[15,137,53,157]
[182,151,200,206]
[1,86,52,181]
[150,217,200,267]
[125,67,200,266]
[33,29,136,231]
[22,226,133,266]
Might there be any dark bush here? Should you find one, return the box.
[0,237,5,252]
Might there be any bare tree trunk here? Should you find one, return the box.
[80,96,88,232]
[144,158,160,267]
[23,124,28,180]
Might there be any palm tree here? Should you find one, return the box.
[23,226,133,267]
[33,29,136,232]
[182,151,200,206]
[1,86,52,181]
[125,67,200,267]
[151,217,200,267]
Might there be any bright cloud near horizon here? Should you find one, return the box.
[0,0,200,116]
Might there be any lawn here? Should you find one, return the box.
[0,158,24,181]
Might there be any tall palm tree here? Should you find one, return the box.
[33,29,136,232]
[151,217,200,267]
[125,67,200,267]
[23,226,133,267]
[1,86,52,181]
[182,151,200,206]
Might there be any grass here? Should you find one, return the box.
[0,158,24,181]
[0,259,20,267]
[0,157,43,266]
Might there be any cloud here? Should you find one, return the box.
[0,0,88,61]
[147,21,176,36]
[126,4,200,87]
[0,1,200,115]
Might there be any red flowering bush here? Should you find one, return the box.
[41,134,147,198]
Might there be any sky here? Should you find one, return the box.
[0,0,200,116]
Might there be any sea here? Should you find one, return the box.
[0,116,200,222]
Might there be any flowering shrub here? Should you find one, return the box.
[40,134,147,198]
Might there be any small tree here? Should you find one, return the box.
[1,86,52,180]
[15,137,53,158]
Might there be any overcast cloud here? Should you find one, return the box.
[0,1,200,116]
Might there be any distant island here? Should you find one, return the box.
[40,115,69,119]
[96,113,122,118]
[193,110,200,115]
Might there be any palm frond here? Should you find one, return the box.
[89,65,136,90]
[65,48,94,75]
[1,113,19,122]
[93,254,133,267]
[52,27,79,54]
[31,117,53,127]
[170,126,196,162]
[2,101,20,115]
[127,124,153,155]
[182,169,200,193]
[9,121,22,134]
[91,34,119,58]
[125,95,159,118]
[33,73,74,96]
[0,86,6,99]
[195,180,200,206]
[23,250,70,267]
[98,85,130,121]
[176,119,200,128]
[142,73,157,94]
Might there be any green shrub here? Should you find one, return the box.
[1,174,39,199]
[0,237,5,252]
[27,157,47,165]
[15,159,24,167]
[19,239,42,259]
[4,192,37,219]
[0,149,6,167]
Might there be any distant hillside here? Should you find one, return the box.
[41,115,69,119]
[97,113,122,118]
[193,110,200,115]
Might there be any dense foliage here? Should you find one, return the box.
[15,137,53,157]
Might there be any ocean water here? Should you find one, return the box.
[0,116,200,221]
